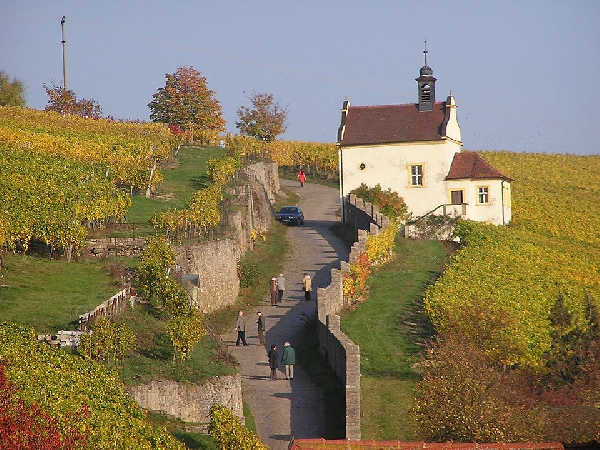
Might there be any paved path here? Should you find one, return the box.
[226,178,349,450]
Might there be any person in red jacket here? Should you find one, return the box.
[297,169,306,187]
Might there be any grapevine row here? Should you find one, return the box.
[225,135,338,176]
[0,106,183,257]
[0,322,185,449]
[151,155,242,238]
[0,145,131,256]
[0,106,182,191]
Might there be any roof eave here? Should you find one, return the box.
[340,138,447,148]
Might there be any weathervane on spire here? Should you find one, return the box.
[423,38,428,66]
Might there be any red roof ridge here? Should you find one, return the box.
[348,101,445,109]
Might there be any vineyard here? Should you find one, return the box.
[425,151,600,369]
[5,103,599,442]
[0,322,185,449]
[0,109,338,258]
[0,106,182,258]
[225,134,338,178]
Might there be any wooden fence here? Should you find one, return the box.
[78,287,136,331]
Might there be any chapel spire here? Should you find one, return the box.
[416,39,436,112]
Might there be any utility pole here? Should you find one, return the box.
[61,16,68,89]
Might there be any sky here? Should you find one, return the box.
[1,0,599,155]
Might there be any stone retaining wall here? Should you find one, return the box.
[174,238,240,314]
[87,237,147,258]
[126,374,243,432]
[315,194,392,441]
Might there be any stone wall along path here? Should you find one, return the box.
[227,178,349,450]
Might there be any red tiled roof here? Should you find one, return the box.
[445,151,513,181]
[339,102,446,146]
[289,439,564,450]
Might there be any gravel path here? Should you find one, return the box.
[226,178,349,449]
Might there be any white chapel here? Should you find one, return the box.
[337,48,513,226]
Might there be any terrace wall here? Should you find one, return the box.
[315,194,391,441]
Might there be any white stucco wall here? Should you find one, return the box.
[445,178,511,225]
[340,139,460,218]
[340,140,512,226]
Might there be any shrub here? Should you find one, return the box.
[237,259,259,288]
[350,183,409,220]
[208,404,268,450]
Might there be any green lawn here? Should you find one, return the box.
[0,255,127,334]
[340,235,451,440]
[126,145,225,224]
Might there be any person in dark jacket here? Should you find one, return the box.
[256,311,265,345]
[281,341,296,380]
[268,344,279,380]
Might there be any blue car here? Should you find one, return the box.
[276,206,304,226]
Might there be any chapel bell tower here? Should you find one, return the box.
[416,40,436,112]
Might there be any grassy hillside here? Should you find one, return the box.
[341,237,451,440]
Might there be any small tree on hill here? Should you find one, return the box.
[545,291,600,387]
[0,71,26,106]
[148,66,225,144]
[43,82,102,118]
[78,317,136,366]
[236,91,288,142]
[167,309,206,363]
[136,236,176,306]
[411,332,547,441]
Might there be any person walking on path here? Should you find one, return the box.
[270,277,278,306]
[228,179,346,448]
[256,311,265,346]
[235,310,248,346]
[297,169,306,187]
[276,273,286,303]
[302,273,312,302]
[281,342,296,380]
[267,344,279,380]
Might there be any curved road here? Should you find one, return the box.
[227,178,349,449]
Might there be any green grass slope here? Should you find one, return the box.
[341,236,451,440]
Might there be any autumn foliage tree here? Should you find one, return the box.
[236,90,288,141]
[148,66,225,144]
[43,82,102,118]
[411,333,548,442]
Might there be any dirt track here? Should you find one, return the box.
[226,178,349,449]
